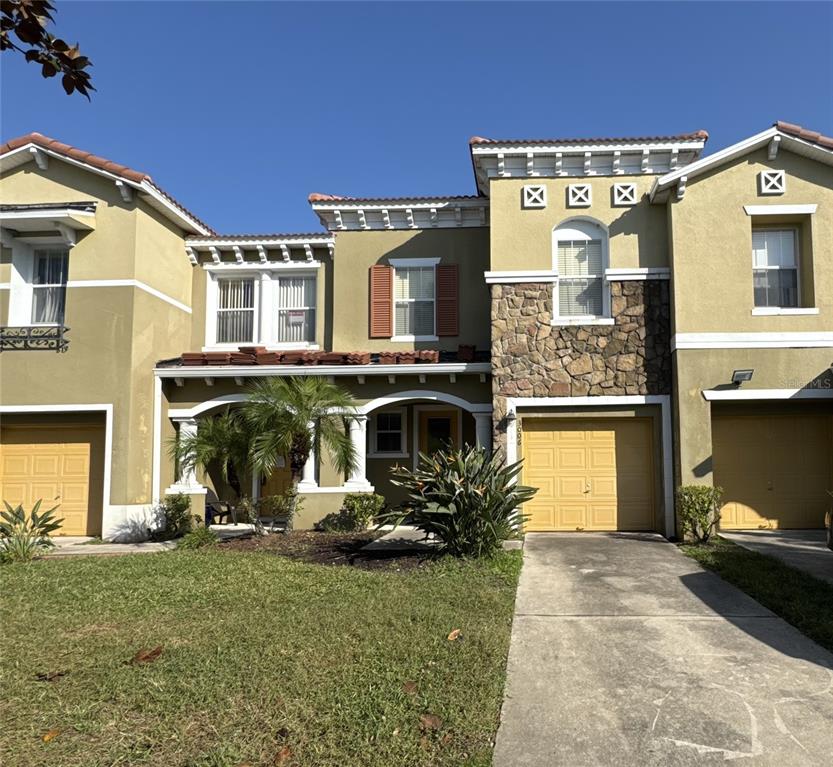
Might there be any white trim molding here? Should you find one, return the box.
[388,257,441,268]
[65,279,191,314]
[702,387,833,401]
[751,307,819,316]
[504,394,675,537]
[485,270,558,284]
[358,389,492,416]
[672,332,833,350]
[743,204,817,216]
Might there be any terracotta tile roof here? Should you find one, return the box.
[774,121,833,150]
[308,192,481,204]
[469,130,709,146]
[0,132,215,234]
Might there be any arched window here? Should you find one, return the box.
[552,219,609,321]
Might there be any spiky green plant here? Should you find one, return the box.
[383,445,536,558]
[0,500,64,563]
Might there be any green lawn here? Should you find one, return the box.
[0,549,521,767]
[680,536,833,653]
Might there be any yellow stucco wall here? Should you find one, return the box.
[489,175,668,272]
[330,228,491,352]
[668,148,832,334]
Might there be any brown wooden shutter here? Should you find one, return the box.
[369,264,393,338]
[436,264,459,337]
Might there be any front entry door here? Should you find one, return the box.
[418,410,460,457]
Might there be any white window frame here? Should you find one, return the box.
[204,265,320,350]
[271,273,318,347]
[389,257,440,342]
[368,407,409,458]
[751,226,801,310]
[552,220,611,325]
[30,248,69,326]
[6,240,72,327]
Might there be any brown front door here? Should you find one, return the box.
[418,410,460,457]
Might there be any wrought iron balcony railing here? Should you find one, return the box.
[0,325,70,353]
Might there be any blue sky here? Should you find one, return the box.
[2,1,831,233]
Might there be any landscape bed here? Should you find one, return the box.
[0,544,521,767]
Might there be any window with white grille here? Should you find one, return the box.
[372,410,406,455]
[394,266,435,336]
[216,277,255,343]
[31,249,68,324]
[752,229,798,308]
[275,275,316,344]
[553,220,608,319]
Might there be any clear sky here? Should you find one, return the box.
[2,1,831,234]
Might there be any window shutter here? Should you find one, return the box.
[436,264,459,337]
[369,265,393,338]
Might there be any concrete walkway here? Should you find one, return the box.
[493,533,833,766]
[721,530,833,586]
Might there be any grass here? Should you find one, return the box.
[0,548,521,767]
[680,536,833,653]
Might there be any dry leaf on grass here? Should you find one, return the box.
[274,745,293,765]
[447,629,462,641]
[41,729,60,743]
[419,713,442,732]
[128,646,163,665]
[402,680,418,695]
[36,671,66,682]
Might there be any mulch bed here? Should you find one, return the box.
[217,530,434,571]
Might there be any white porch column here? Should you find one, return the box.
[165,418,206,495]
[297,420,318,491]
[474,412,493,457]
[345,414,373,491]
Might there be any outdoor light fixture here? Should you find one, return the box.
[731,369,754,386]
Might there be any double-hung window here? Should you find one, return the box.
[393,265,435,337]
[216,277,256,343]
[370,409,406,456]
[553,220,607,320]
[752,229,799,308]
[275,275,316,344]
[31,249,68,324]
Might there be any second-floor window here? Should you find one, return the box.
[553,219,609,321]
[32,249,68,325]
[394,265,435,337]
[217,277,256,343]
[752,228,798,308]
[275,275,316,344]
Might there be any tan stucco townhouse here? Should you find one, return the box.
[1,122,830,539]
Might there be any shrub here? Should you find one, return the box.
[677,485,723,543]
[177,527,219,550]
[382,445,536,558]
[316,493,386,533]
[257,488,302,532]
[0,500,64,563]
[150,494,194,541]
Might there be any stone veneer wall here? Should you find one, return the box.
[491,280,671,455]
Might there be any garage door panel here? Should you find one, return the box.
[523,418,655,532]
[714,414,832,530]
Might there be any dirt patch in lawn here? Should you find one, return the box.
[218,530,434,571]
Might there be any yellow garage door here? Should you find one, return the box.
[713,414,832,530]
[522,418,655,532]
[0,426,104,536]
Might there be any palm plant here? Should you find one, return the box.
[171,408,251,497]
[245,377,357,485]
[0,500,64,563]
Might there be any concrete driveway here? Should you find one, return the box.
[720,530,833,586]
[493,533,833,766]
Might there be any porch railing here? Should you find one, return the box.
[0,325,70,353]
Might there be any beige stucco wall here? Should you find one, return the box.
[673,347,832,486]
[330,228,491,352]
[668,148,832,334]
[0,158,196,515]
[489,175,668,272]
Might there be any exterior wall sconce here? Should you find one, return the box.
[731,369,754,386]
